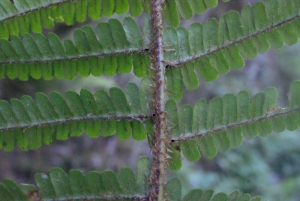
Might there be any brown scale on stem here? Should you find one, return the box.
[148,0,168,200]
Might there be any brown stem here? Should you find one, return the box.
[148,0,168,201]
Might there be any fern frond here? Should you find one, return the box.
[0,0,224,38]
[0,17,151,80]
[0,79,154,151]
[0,156,150,201]
[165,177,261,201]
[164,0,228,27]
[165,0,300,101]
[166,80,300,168]
[0,0,150,39]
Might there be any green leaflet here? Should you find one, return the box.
[140,77,155,114]
[115,0,129,14]
[183,189,203,201]
[167,143,182,170]
[101,171,123,195]
[164,0,300,99]
[0,157,150,200]
[164,0,219,27]
[189,0,206,14]
[165,178,182,201]
[166,68,183,101]
[118,167,137,195]
[0,17,148,80]
[0,0,221,38]
[163,185,261,201]
[124,17,142,49]
[175,0,193,20]
[0,84,153,151]
[0,0,146,39]
[128,0,143,17]
[1,179,28,201]
[179,105,200,161]
[203,18,219,51]
[136,156,151,194]
[286,80,300,131]
[170,81,300,160]
[164,0,180,27]
[199,134,217,158]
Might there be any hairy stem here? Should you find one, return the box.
[149,0,167,201]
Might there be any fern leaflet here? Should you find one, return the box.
[0,156,150,201]
[165,0,300,101]
[165,177,261,201]
[0,17,151,80]
[167,80,300,169]
[0,79,154,151]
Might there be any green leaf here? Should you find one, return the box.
[136,156,151,194]
[175,0,193,20]
[211,192,228,201]
[203,18,219,50]
[213,131,230,152]
[101,171,122,195]
[109,18,130,49]
[182,190,259,201]
[86,172,106,195]
[179,105,200,161]
[189,0,206,14]
[201,189,214,200]
[207,97,223,130]
[204,0,217,8]
[125,83,140,114]
[35,173,55,199]
[88,0,101,20]
[110,88,130,115]
[132,121,147,141]
[2,179,28,201]
[118,167,137,195]
[124,17,142,48]
[101,0,115,17]
[165,178,181,201]
[0,160,151,200]
[133,53,148,78]
[0,85,152,151]
[168,143,182,170]
[128,0,143,16]
[50,168,73,198]
[69,170,90,197]
[199,135,217,158]
[166,68,183,101]
[192,99,208,134]
[183,189,203,201]
[181,64,198,90]
[195,58,218,82]
[166,100,181,137]
[115,0,129,14]
[164,0,180,27]
[139,77,154,114]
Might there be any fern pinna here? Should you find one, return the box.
[0,0,300,200]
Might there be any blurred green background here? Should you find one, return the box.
[1,0,300,200]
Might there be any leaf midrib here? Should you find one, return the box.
[170,107,299,142]
[0,114,151,132]
[167,12,300,68]
[0,48,147,65]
